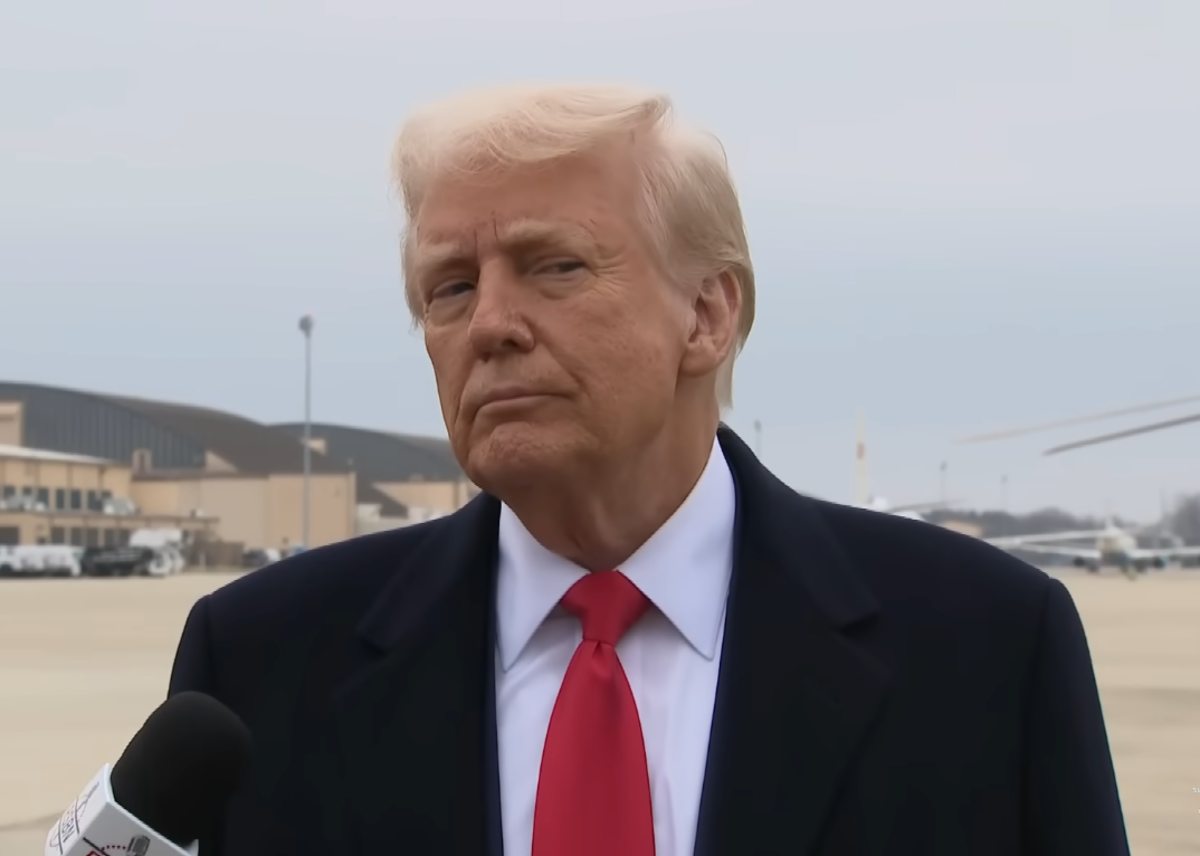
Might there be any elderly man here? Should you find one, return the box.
[169,84,1128,856]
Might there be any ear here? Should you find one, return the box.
[679,269,742,380]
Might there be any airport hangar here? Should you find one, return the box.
[0,382,473,555]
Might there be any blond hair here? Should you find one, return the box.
[390,83,756,407]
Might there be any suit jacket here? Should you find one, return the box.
[168,427,1129,855]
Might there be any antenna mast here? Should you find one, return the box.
[855,412,870,505]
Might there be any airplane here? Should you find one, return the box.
[986,520,1200,573]
[857,496,957,521]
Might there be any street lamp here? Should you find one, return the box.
[299,314,314,550]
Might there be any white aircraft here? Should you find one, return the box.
[856,496,955,521]
[986,520,1200,572]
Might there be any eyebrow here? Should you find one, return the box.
[411,218,599,282]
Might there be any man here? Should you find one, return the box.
[169,84,1129,855]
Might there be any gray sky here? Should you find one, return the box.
[2,0,1197,520]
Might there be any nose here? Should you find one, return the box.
[467,262,535,358]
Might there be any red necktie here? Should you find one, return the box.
[532,570,656,856]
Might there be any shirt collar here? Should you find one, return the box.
[495,438,736,671]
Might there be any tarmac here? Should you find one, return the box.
[1,568,1198,854]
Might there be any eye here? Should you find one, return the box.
[429,280,475,301]
[538,260,587,276]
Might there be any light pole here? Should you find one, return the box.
[1001,474,1010,537]
[299,314,314,550]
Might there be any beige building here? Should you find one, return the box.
[0,382,371,552]
[0,444,214,547]
[938,519,986,539]
[0,382,477,554]
[273,423,477,518]
[130,470,355,552]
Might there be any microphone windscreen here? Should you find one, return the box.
[110,691,252,846]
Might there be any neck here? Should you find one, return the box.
[504,417,719,571]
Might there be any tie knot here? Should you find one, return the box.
[560,571,650,647]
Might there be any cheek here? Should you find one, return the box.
[565,297,685,398]
[424,330,468,415]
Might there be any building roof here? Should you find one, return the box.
[103,392,349,475]
[0,382,409,516]
[272,423,464,483]
[0,444,120,467]
[0,382,348,476]
[358,483,410,518]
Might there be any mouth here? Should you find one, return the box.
[475,391,555,414]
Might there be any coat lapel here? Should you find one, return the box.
[695,428,893,856]
[332,495,502,856]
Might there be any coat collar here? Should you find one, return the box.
[695,426,892,856]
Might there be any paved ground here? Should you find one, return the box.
[2,568,1198,853]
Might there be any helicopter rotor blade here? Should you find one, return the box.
[953,393,1200,444]
[1044,411,1200,456]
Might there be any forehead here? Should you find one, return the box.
[410,150,639,262]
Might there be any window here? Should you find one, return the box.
[50,527,66,545]
[36,488,49,507]
[69,527,84,546]
[20,485,32,497]
[55,489,65,510]
[86,490,100,512]
[1,486,13,499]
[0,527,18,546]
[85,529,99,547]
[103,529,118,547]
[69,490,82,510]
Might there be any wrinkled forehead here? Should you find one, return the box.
[412,216,599,267]
[407,156,639,272]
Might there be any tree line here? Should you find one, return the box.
[925,493,1200,544]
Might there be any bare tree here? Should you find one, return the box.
[1168,494,1200,544]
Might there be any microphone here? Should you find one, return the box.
[45,692,251,856]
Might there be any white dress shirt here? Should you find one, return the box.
[494,438,736,856]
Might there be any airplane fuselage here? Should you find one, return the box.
[1072,550,1167,571]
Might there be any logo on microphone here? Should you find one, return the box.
[48,779,103,852]
[83,835,151,856]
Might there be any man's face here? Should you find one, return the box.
[411,147,694,494]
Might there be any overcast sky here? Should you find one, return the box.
[2,0,1197,520]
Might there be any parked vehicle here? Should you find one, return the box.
[80,546,158,577]
[242,548,281,570]
[0,545,82,577]
[30,545,83,577]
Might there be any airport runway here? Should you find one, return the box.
[2,568,1198,854]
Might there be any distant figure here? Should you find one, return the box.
[168,83,1129,855]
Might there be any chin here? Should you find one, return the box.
[465,421,585,493]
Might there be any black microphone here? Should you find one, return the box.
[45,692,251,856]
